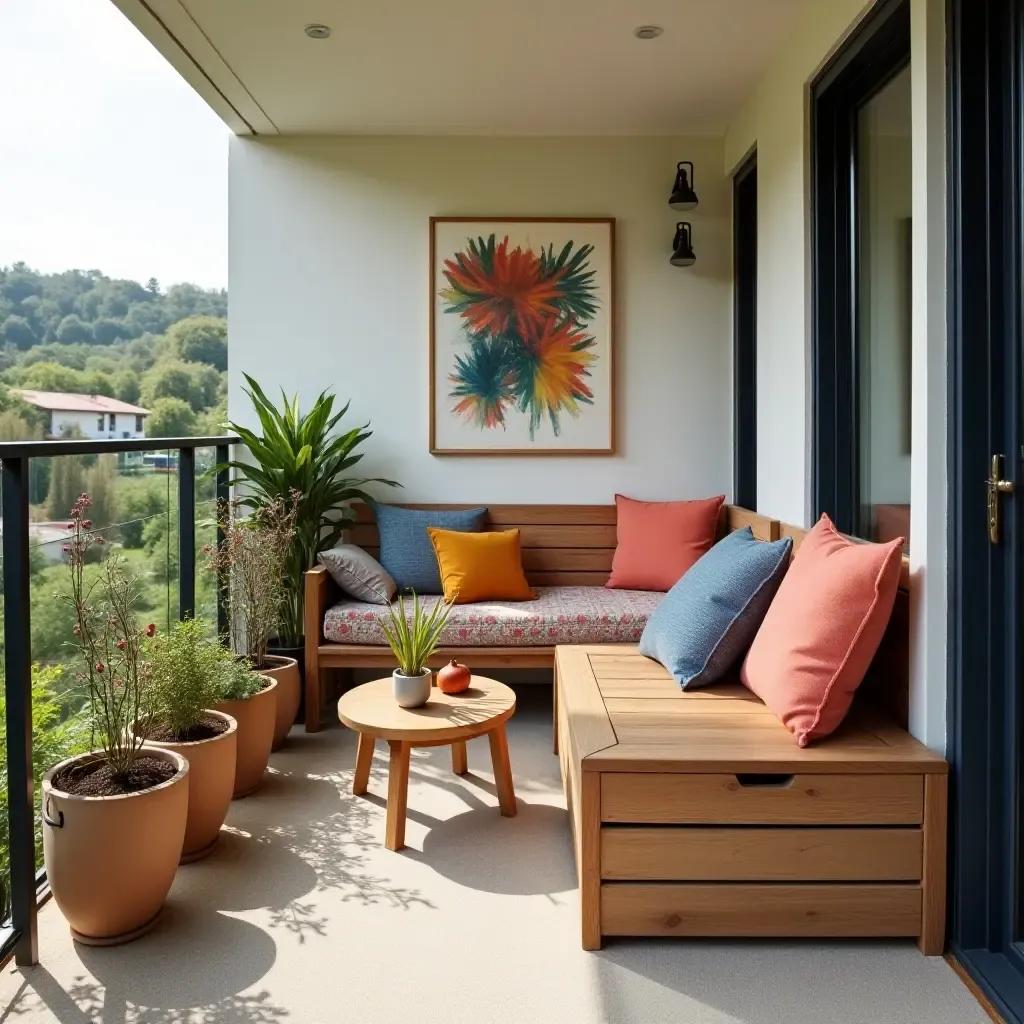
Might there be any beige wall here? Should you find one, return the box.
[723,0,873,526]
[229,135,732,505]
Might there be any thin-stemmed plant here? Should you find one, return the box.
[204,495,298,668]
[60,494,155,780]
[379,592,455,677]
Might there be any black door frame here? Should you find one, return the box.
[948,0,1024,1018]
[810,0,911,534]
[733,151,758,511]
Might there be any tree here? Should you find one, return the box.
[139,360,195,409]
[55,314,93,345]
[84,456,118,530]
[168,316,227,371]
[112,369,141,404]
[46,455,87,520]
[1,315,36,350]
[189,362,222,412]
[0,410,41,442]
[92,317,127,345]
[146,396,195,438]
[19,361,81,393]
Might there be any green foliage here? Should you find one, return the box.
[0,664,90,918]
[113,368,141,404]
[84,455,119,530]
[217,657,265,701]
[1,314,36,350]
[55,314,93,345]
[118,477,168,548]
[169,316,227,371]
[140,358,220,413]
[46,453,87,520]
[143,513,178,582]
[148,618,226,736]
[0,410,41,442]
[224,374,400,644]
[146,396,196,438]
[380,592,455,676]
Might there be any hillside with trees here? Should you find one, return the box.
[0,262,228,441]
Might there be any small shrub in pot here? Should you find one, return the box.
[143,618,238,862]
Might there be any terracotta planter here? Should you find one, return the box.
[215,677,277,798]
[259,655,300,751]
[141,711,237,863]
[42,747,189,946]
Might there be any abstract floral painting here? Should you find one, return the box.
[430,218,614,454]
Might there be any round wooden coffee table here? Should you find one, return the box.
[337,676,517,851]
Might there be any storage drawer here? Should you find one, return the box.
[601,883,922,938]
[600,827,923,881]
[600,773,923,825]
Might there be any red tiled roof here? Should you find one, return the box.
[13,390,150,415]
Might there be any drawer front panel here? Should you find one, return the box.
[600,827,923,881]
[601,883,922,938]
[600,773,923,825]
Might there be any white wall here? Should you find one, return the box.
[228,135,732,504]
[48,409,146,441]
[722,0,948,752]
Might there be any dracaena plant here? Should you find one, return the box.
[379,592,455,677]
[221,375,399,645]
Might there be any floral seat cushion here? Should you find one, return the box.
[323,586,663,647]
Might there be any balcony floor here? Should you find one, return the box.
[0,688,987,1023]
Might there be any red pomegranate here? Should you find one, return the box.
[437,659,471,694]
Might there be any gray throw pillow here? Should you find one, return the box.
[318,545,397,605]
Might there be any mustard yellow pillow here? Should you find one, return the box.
[426,527,536,604]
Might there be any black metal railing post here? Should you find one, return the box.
[215,444,230,639]
[2,456,38,966]
[177,447,195,621]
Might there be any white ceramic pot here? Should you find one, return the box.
[393,669,432,708]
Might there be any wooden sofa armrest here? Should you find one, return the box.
[304,565,331,732]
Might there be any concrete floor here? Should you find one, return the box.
[0,687,989,1024]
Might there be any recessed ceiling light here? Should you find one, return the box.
[304,24,331,39]
[633,25,663,40]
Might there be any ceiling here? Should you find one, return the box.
[112,0,812,136]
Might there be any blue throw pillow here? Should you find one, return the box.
[639,526,792,689]
[375,504,487,594]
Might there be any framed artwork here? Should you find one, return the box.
[429,217,615,455]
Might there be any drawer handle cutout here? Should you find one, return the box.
[734,774,795,788]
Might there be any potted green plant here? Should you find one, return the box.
[205,495,297,750]
[42,495,189,946]
[379,592,455,708]
[221,374,399,654]
[214,658,276,798]
[141,617,238,862]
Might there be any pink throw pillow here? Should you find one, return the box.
[606,494,725,592]
[739,514,904,746]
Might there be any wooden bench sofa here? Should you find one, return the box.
[555,521,948,953]
[303,501,773,730]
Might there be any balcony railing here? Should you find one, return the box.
[0,434,239,966]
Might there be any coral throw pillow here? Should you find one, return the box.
[606,494,725,592]
[740,514,905,747]
[427,528,536,604]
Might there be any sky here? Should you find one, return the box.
[0,0,229,290]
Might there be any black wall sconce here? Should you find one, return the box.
[670,222,696,267]
[669,161,698,211]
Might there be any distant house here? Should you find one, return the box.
[14,390,150,441]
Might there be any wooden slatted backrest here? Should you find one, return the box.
[778,521,911,729]
[348,503,779,589]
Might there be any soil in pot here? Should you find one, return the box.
[258,655,301,751]
[43,747,189,946]
[215,677,277,798]
[142,711,237,863]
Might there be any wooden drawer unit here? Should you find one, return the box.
[555,645,950,953]
[601,827,924,882]
[600,772,924,825]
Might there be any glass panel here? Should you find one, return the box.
[856,65,913,550]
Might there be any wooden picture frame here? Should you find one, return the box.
[429,216,616,456]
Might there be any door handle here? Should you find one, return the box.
[988,454,1015,544]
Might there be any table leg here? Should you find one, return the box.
[352,732,374,795]
[385,740,411,851]
[488,725,517,817]
[451,740,468,775]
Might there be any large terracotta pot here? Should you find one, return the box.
[42,747,188,946]
[259,655,300,751]
[215,677,277,798]
[140,711,237,863]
